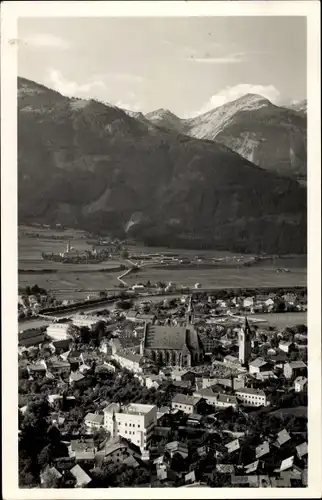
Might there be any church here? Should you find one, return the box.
[140,297,203,367]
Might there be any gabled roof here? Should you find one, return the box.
[225,439,240,454]
[244,460,259,474]
[296,442,308,458]
[255,441,270,459]
[249,357,268,368]
[275,456,294,472]
[172,394,201,406]
[69,371,85,382]
[70,464,91,486]
[84,413,103,425]
[276,428,291,446]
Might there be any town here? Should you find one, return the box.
[19,287,308,488]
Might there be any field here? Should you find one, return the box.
[251,312,307,328]
[125,264,306,289]
[18,225,307,301]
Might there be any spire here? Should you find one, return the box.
[244,313,251,335]
[186,295,194,325]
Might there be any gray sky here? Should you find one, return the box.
[18,16,307,117]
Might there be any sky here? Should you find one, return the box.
[18,16,307,118]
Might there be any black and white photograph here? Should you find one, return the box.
[1,1,321,497]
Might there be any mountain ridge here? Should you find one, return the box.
[18,77,307,254]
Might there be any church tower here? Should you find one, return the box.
[111,410,117,438]
[186,296,194,325]
[238,315,252,366]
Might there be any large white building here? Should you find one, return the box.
[235,387,268,407]
[103,402,157,451]
[46,323,71,341]
[72,315,101,329]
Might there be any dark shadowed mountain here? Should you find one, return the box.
[145,108,184,133]
[18,77,306,254]
[146,94,307,180]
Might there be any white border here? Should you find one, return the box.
[1,2,321,499]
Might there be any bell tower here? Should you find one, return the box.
[186,296,194,325]
[238,315,252,366]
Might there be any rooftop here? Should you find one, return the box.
[172,394,201,406]
[249,357,268,368]
[84,412,104,425]
[70,464,91,486]
[235,387,266,396]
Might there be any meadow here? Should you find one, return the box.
[18,225,307,301]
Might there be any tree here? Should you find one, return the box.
[120,248,129,260]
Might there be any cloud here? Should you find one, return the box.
[24,33,70,50]
[115,100,142,112]
[46,69,106,98]
[46,69,142,111]
[187,83,281,117]
[186,52,246,64]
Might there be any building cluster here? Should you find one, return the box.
[19,293,308,489]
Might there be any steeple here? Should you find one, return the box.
[238,313,252,366]
[112,409,117,438]
[186,296,194,325]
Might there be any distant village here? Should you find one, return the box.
[19,289,308,488]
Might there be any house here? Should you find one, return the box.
[18,329,45,347]
[255,441,270,459]
[170,369,195,384]
[68,438,96,464]
[223,355,240,366]
[27,360,47,376]
[112,350,143,374]
[225,439,240,454]
[243,297,254,309]
[72,314,100,329]
[279,341,296,354]
[165,440,189,459]
[84,412,104,431]
[244,460,259,474]
[193,387,238,409]
[40,466,62,486]
[274,456,294,472]
[47,357,71,375]
[216,463,235,474]
[248,357,270,375]
[284,361,307,380]
[99,338,112,355]
[294,376,308,392]
[70,464,92,487]
[97,435,141,465]
[296,442,308,460]
[274,428,291,447]
[135,313,156,323]
[48,339,72,354]
[265,297,275,308]
[46,323,71,341]
[145,375,161,390]
[103,402,157,451]
[171,394,202,414]
[69,371,85,386]
[235,387,268,407]
[186,413,203,427]
[157,406,171,421]
[50,413,66,428]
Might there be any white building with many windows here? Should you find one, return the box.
[103,402,157,451]
[235,387,268,407]
[72,315,101,329]
[46,323,71,341]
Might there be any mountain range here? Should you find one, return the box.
[140,95,307,180]
[18,77,307,254]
